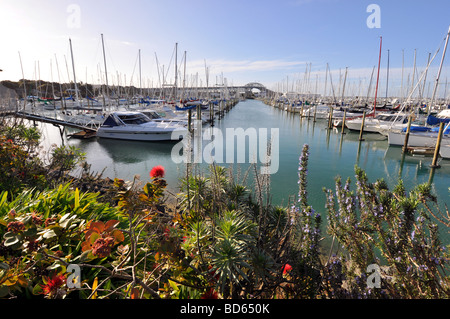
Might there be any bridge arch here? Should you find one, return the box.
[244,82,266,90]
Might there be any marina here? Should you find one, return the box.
[2,1,450,301]
[21,99,450,233]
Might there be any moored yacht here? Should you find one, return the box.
[345,112,410,134]
[440,143,450,159]
[96,111,187,141]
[387,122,450,147]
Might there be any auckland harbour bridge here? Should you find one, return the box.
[157,82,274,99]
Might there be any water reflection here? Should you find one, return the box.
[54,100,448,213]
[96,138,176,164]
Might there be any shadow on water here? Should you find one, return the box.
[69,136,186,190]
[95,138,177,164]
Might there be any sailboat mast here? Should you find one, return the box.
[341,66,348,105]
[411,49,417,97]
[54,54,64,110]
[421,52,431,101]
[385,49,389,100]
[18,51,27,109]
[373,36,382,116]
[69,38,80,107]
[427,25,450,116]
[139,49,142,96]
[324,63,328,103]
[101,34,109,108]
[174,42,178,100]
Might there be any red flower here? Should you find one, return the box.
[91,236,115,258]
[7,221,25,233]
[41,274,66,296]
[26,239,40,252]
[150,165,165,179]
[201,288,219,299]
[282,263,292,275]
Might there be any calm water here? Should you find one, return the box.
[39,99,450,240]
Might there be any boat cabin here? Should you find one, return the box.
[102,112,152,127]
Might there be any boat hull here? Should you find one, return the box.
[439,144,450,159]
[388,131,448,147]
[345,119,381,132]
[96,127,187,141]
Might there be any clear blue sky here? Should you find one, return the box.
[1,0,449,97]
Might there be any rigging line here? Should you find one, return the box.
[388,39,443,128]
[88,37,102,78]
[129,50,140,87]
[163,43,177,84]
[104,39,120,80]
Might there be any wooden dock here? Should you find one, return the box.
[15,111,98,132]
[405,146,435,156]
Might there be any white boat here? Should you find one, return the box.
[140,109,189,126]
[425,109,450,126]
[96,111,187,141]
[332,108,369,126]
[345,112,410,134]
[440,144,450,159]
[387,123,450,147]
[302,104,342,119]
[61,111,106,126]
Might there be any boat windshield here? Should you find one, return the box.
[142,111,162,119]
[117,113,151,125]
[375,114,401,122]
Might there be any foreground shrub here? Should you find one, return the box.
[0,131,449,299]
[323,166,450,298]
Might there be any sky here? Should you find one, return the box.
[1,0,450,98]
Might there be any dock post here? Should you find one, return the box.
[402,114,413,153]
[313,105,317,122]
[188,109,192,133]
[359,111,366,141]
[209,101,214,126]
[341,109,346,135]
[197,104,202,122]
[430,122,444,168]
[327,108,333,129]
[300,104,304,119]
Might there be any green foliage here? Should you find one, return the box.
[0,183,122,298]
[323,165,450,298]
[176,164,303,298]
[47,145,86,180]
[0,121,86,196]
[0,131,46,195]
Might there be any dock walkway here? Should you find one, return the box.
[16,111,99,132]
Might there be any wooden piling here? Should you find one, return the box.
[341,109,347,135]
[402,114,413,153]
[359,111,366,141]
[430,122,445,168]
[327,108,333,129]
[209,102,214,126]
[313,105,317,122]
[188,109,192,132]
